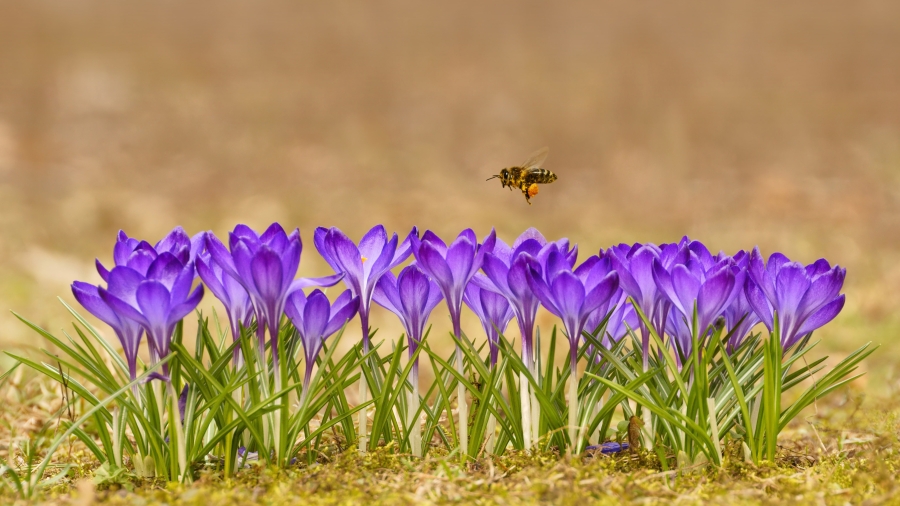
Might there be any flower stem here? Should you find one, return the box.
[358,320,370,453]
[409,373,422,457]
[456,345,468,461]
[568,362,578,455]
[167,382,188,482]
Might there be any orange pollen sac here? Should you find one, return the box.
[361,256,368,263]
[527,184,539,197]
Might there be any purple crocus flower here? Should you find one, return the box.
[96,227,203,282]
[721,251,761,351]
[314,225,416,351]
[745,247,846,349]
[477,228,577,369]
[373,265,444,374]
[411,229,497,338]
[411,228,495,455]
[96,242,205,379]
[285,289,358,389]
[463,283,514,367]
[527,249,619,371]
[611,238,689,367]
[196,249,253,360]
[584,290,639,353]
[527,248,618,451]
[72,281,145,380]
[204,224,343,355]
[652,248,744,359]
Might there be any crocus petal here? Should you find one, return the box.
[125,248,156,276]
[631,247,660,309]
[72,282,120,327]
[745,278,774,331]
[399,267,430,321]
[513,228,547,248]
[135,281,172,331]
[651,259,679,312]
[168,285,205,325]
[324,293,359,336]
[99,288,148,326]
[671,265,701,317]
[420,231,447,253]
[302,291,331,339]
[358,225,387,260]
[106,267,146,304]
[527,268,561,317]
[367,233,398,282]
[794,295,845,338]
[373,273,403,316]
[169,264,195,304]
[197,257,230,306]
[806,258,832,277]
[289,273,345,293]
[285,290,308,322]
[329,229,364,291]
[96,259,111,283]
[551,271,586,317]
[260,222,288,251]
[798,267,845,319]
[206,233,240,280]
[774,263,810,320]
[231,224,259,244]
[231,240,258,295]
[279,238,302,289]
[314,227,338,269]
[583,272,619,315]
[416,242,454,289]
[481,254,513,298]
[113,231,135,266]
[446,236,475,286]
[696,269,734,330]
[251,247,286,309]
[392,227,418,266]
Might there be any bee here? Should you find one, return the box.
[486,147,557,205]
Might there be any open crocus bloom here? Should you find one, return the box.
[652,246,744,360]
[477,228,576,368]
[314,225,416,350]
[463,282,514,367]
[745,247,846,349]
[205,224,343,354]
[527,246,619,370]
[373,265,444,370]
[285,289,358,388]
[411,228,496,337]
[96,240,205,379]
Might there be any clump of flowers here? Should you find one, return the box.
[8,223,874,485]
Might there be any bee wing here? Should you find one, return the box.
[520,146,549,170]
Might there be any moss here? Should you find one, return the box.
[2,385,899,505]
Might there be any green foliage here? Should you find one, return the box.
[2,295,876,498]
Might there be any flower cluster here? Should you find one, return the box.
[60,223,855,471]
[73,224,847,382]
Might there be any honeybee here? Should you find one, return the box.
[486,147,558,205]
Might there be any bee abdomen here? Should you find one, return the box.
[532,169,557,184]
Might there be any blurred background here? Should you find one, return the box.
[1,0,898,393]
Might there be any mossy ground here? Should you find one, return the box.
[2,371,898,506]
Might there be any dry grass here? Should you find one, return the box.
[0,372,898,505]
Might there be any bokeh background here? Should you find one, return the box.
[1,1,898,393]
